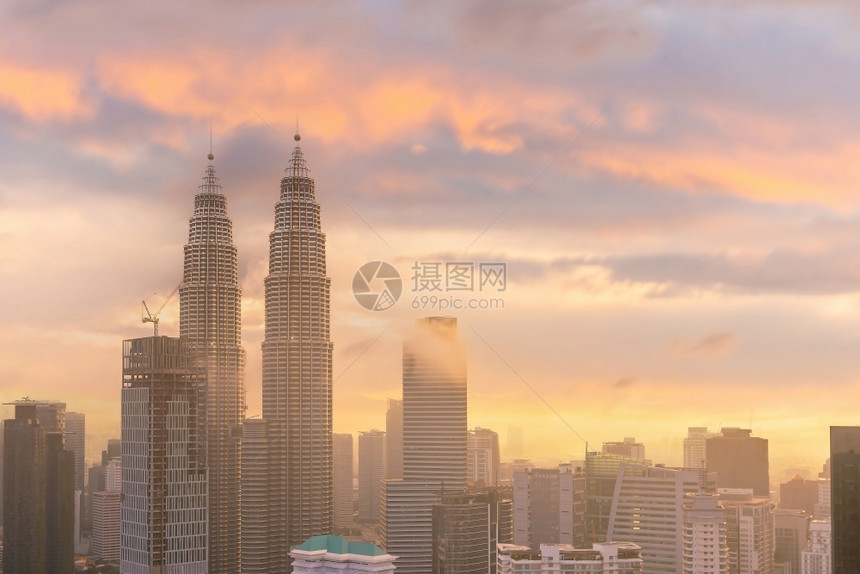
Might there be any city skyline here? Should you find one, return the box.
[4,2,860,474]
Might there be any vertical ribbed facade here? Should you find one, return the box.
[179,156,245,574]
[251,138,333,571]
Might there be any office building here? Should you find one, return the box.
[497,542,643,574]
[585,450,652,544]
[513,463,585,548]
[602,437,645,460]
[333,433,354,528]
[65,412,85,493]
[717,488,774,574]
[358,430,385,523]
[682,493,729,574]
[243,133,334,572]
[291,535,396,574]
[120,336,207,574]
[707,428,769,497]
[92,490,121,563]
[386,399,403,480]
[684,427,719,470]
[239,418,271,574]
[830,426,860,573]
[432,489,512,574]
[179,151,245,574]
[774,509,809,574]
[801,519,831,574]
[468,427,501,486]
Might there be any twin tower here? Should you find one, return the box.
[179,135,332,574]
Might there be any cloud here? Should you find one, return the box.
[670,332,737,357]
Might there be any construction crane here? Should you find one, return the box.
[141,278,183,336]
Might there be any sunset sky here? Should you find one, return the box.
[3,1,860,478]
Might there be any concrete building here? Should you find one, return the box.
[358,430,385,523]
[603,437,645,460]
[243,134,334,573]
[682,493,729,574]
[706,428,769,497]
[381,317,467,574]
[468,427,501,486]
[513,463,585,548]
[91,490,121,563]
[607,465,707,574]
[801,519,831,574]
[432,489,512,574]
[179,151,245,574]
[120,336,207,574]
[65,412,85,493]
[774,509,809,574]
[386,399,403,480]
[829,426,860,573]
[684,427,719,471]
[779,476,817,516]
[291,534,396,574]
[717,488,774,574]
[497,542,643,574]
[333,433,354,528]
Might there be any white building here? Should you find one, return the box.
[814,479,831,518]
[291,535,396,573]
[717,488,774,574]
[467,427,501,486]
[92,490,121,563]
[498,542,643,574]
[607,465,706,574]
[513,463,586,547]
[684,427,719,470]
[683,493,728,574]
[801,519,831,574]
[120,336,208,574]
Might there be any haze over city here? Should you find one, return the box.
[4,0,860,477]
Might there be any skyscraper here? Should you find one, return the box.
[513,463,586,548]
[467,427,501,486]
[432,489,512,574]
[684,427,718,470]
[716,489,774,574]
[120,336,208,574]
[244,133,333,571]
[358,430,385,523]
[179,151,245,574]
[333,433,355,528]
[830,426,860,573]
[706,428,769,497]
[385,399,403,480]
[65,412,85,493]
[682,493,728,574]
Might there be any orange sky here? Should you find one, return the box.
[3,1,860,481]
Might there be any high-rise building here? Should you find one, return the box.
[243,134,334,571]
[179,151,245,574]
[358,430,385,523]
[774,509,809,574]
[716,488,774,574]
[779,476,818,515]
[291,535,396,574]
[385,399,403,480]
[707,428,769,497]
[92,490,121,563]
[432,489,512,574]
[468,427,501,486]
[682,493,729,574]
[120,336,208,574]
[513,463,585,548]
[684,427,718,470]
[381,317,468,574]
[65,412,85,492]
[3,401,75,574]
[602,437,645,460]
[240,418,271,574]
[333,433,354,528]
[801,519,831,574]
[830,426,860,573]
[585,450,652,545]
[497,542,643,574]
[607,465,709,574]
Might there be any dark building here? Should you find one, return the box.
[779,475,818,515]
[3,402,75,574]
[831,426,860,573]
[706,428,769,497]
[432,489,512,574]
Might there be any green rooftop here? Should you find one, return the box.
[294,535,387,557]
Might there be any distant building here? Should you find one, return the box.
[120,336,207,574]
[358,430,385,523]
[774,509,809,574]
[3,401,75,574]
[607,465,710,574]
[513,463,585,548]
[432,489,512,574]
[602,437,645,460]
[830,426,860,572]
[468,427,501,486]
[385,399,403,480]
[801,519,831,574]
[684,427,719,470]
[779,475,818,515]
[717,488,774,574]
[497,542,643,574]
[91,490,121,563]
[291,534,396,574]
[64,412,85,493]
[333,433,354,528]
[682,493,729,574]
[706,428,769,497]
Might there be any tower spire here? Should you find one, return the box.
[208,125,214,162]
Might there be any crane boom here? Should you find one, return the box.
[141,278,183,336]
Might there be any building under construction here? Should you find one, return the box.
[119,336,207,574]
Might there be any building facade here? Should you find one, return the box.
[497,543,643,574]
[120,336,208,574]
[706,428,769,497]
[717,489,774,574]
[333,433,354,528]
[683,493,729,574]
[684,427,719,470]
[468,427,501,486]
[830,426,860,573]
[386,399,403,480]
[513,463,585,548]
[358,430,385,523]
[432,489,512,574]
[801,519,831,574]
